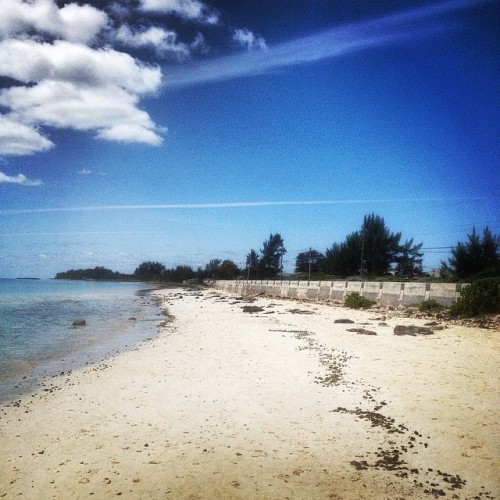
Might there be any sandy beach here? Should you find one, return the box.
[1,287,498,499]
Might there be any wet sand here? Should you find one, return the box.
[1,287,498,499]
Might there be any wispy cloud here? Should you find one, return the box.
[0,197,495,215]
[138,0,220,25]
[163,0,490,89]
[232,28,267,51]
[0,170,43,186]
[115,25,196,61]
[77,168,93,175]
[2,231,158,236]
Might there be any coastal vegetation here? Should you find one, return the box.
[301,214,424,278]
[417,299,446,313]
[449,277,500,317]
[252,233,287,279]
[439,227,499,280]
[55,267,129,281]
[344,292,376,309]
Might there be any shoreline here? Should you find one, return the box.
[1,287,498,499]
[0,284,163,405]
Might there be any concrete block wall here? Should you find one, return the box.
[212,280,467,307]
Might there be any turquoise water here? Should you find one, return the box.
[0,279,161,403]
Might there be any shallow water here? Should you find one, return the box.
[0,279,162,403]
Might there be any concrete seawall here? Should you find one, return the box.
[211,280,467,307]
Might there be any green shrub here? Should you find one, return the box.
[418,299,445,312]
[344,292,375,309]
[449,277,500,318]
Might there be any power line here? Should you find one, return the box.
[421,246,452,250]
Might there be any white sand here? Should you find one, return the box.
[0,287,498,499]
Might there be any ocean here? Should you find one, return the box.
[0,278,162,404]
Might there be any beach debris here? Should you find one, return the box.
[332,405,472,496]
[333,407,406,434]
[346,328,377,336]
[241,305,265,313]
[334,318,355,324]
[350,460,369,470]
[72,319,86,327]
[394,325,434,336]
[288,308,315,314]
[233,296,255,303]
[293,330,352,386]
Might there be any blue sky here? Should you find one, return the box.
[0,0,498,278]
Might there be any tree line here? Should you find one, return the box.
[294,214,424,278]
[293,216,498,280]
[55,214,499,283]
[132,232,287,282]
[55,266,129,281]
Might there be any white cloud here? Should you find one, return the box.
[232,28,267,51]
[0,81,164,146]
[0,115,54,156]
[0,0,108,44]
[0,39,161,94]
[77,169,92,175]
[0,39,164,147]
[0,170,43,186]
[0,1,167,155]
[116,25,191,60]
[97,122,165,146]
[139,0,219,25]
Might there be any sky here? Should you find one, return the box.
[0,0,498,278]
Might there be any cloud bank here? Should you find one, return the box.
[0,0,271,161]
[0,0,169,155]
[0,0,228,159]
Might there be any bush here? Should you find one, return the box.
[344,292,375,309]
[449,277,500,318]
[418,299,445,312]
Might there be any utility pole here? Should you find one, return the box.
[360,215,366,278]
[279,252,284,281]
[308,247,312,282]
